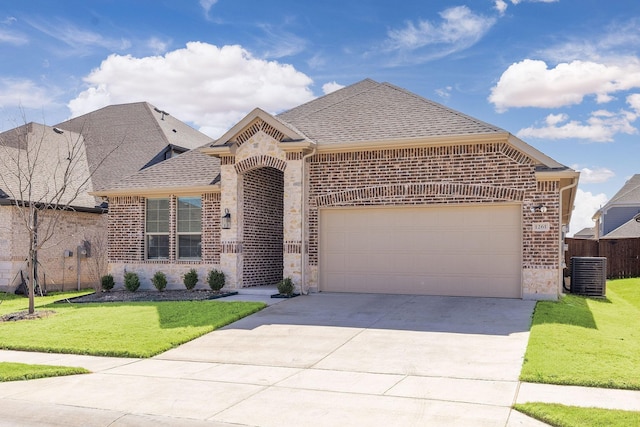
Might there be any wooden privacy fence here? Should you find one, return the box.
[566,237,640,279]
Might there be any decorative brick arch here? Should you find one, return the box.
[313,182,525,207]
[234,155,287,175]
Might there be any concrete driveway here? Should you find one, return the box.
[0,293,539,426]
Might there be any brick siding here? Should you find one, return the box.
[108,193,220,264]
[307,142,558,268]
[242,167,284,286]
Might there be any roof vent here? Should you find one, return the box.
[154,107,170,120]
[570,257,606,297]
[53,127,64,134]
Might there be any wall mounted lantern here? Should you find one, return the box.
[221,208,231,229]
[530,205,547,213]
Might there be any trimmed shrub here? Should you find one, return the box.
[152,271,167,292]
[277,277,295,296]
[100,274,115,291]
[183,268,198,290]
[207,269,225,292]
[124,271,140,292]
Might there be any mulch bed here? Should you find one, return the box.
[58,289,238,303]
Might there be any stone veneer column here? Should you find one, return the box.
[219,158,242,289]
[283,155,303,289]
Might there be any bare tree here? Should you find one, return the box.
[0,114,116,314]
[84,229,109,289]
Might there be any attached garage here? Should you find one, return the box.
[319,205,522,298]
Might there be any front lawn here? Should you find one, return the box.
[0,362,89,382]
[520,278,640,389]
[515,402,640,427]
[0,292,265,358]
[0,290,93,316]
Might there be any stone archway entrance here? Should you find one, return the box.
[241,167,284,287]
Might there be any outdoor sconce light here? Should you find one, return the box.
[530,205,548,213]
[221,208,231,229]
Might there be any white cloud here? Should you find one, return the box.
[147,37,171,55]
[382,6,495,62]
[571,166,615,184]
[435,86,453,100]
[28,19,130,55]
[517,110,637,142]
[322,81,344,95]
[68,42,315,138]
[569,188,608,236]
[627,93,640,113]
[0,29,27,45]
[494,0,558,15]
[200,0,218,15]
[494,1,508,15]
[489,59,640,111]
[256,24,307,59]
[0,78,57,109]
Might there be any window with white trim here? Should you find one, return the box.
[177,197,202,259]
[146,198,169,259]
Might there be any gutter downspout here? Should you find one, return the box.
[558,179,578,297]
[300,144,317,295]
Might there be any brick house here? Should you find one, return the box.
[0,103,212,292]
[593,174,640,239]
[95,79,579,299]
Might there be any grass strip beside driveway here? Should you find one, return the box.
[0,362,89,382]
[0,293,266,358]
[515,402,640,427]
[521,278,640,390]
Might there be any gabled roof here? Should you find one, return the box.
[594,175,640,220]
[276,79,505,145]
[91,144,220,196]
[573,227,596,239]
[601,215,640,239]
[0,122,95,208]
[99,79,578,207]
[55,102,213,190]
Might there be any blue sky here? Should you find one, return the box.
[1,0,639,234]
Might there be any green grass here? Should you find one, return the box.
[521,278,640,389]
[0,362,89,382]
[0,292,266,358]
[0,290,93,315]
[515,402,640,427]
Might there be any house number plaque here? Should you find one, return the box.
[532,222,550,232]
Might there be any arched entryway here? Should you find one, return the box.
[241,166,284,287]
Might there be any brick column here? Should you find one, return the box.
[283,153,303,289]
[219,156,242,289]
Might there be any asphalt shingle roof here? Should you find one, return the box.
[0,122,95,208]
[103,145,220,191]
[602,174,640,208]
[602,216,640,239]
[55,102,213,191]
[276,79,505,145]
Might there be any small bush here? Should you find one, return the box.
[277,277,295,296]
[183,268,198,290]
[100,274,115,291]
[152,271,167,292]
[207,269,225,292]
[124,271,140,292]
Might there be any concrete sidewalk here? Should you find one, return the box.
[0,293,638,426]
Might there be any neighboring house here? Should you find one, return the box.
[94,79,579,300]
[572,227,596,239]
[0,103,213,292]
[593,175,640,239]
